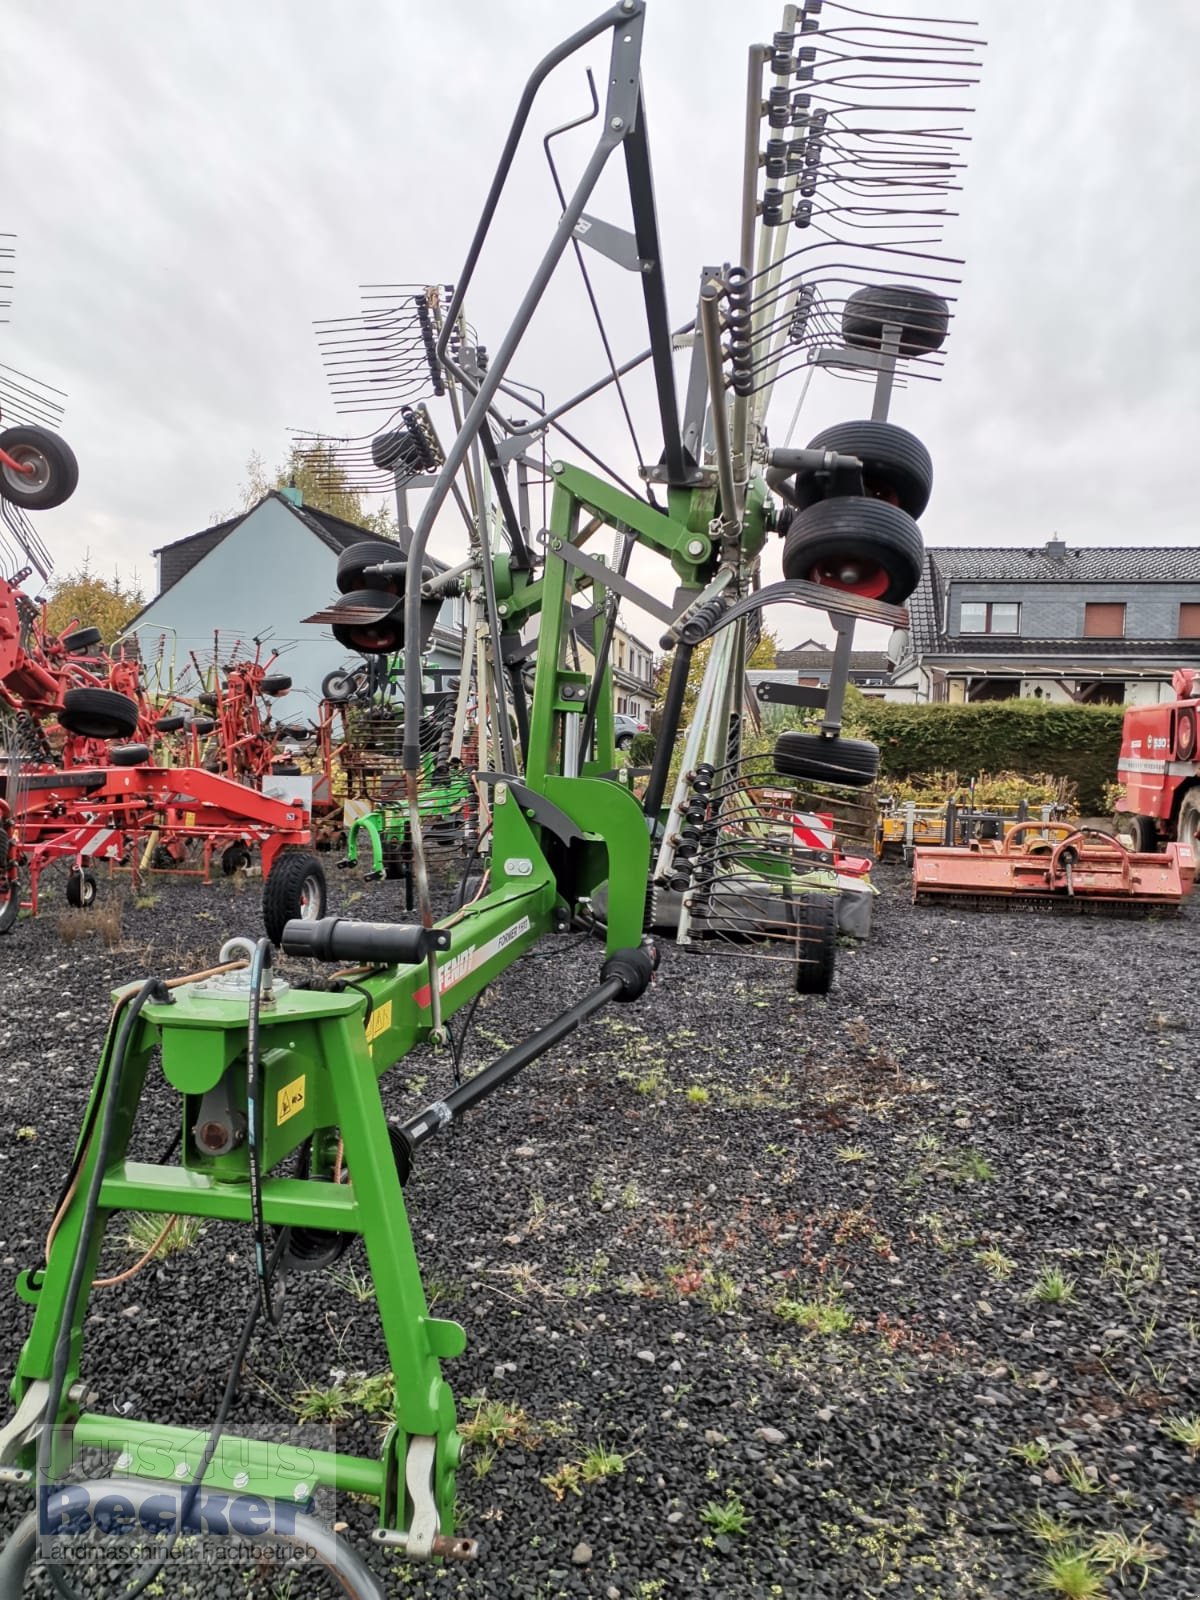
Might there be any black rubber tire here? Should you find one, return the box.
[221,842,252,876]
[271,763,302,776]
[263,850,328,945]
[198,692,218,710]
[109,743,149,767]
[154,714,186,733]
[62,626,103,654]
[330,590,405,655]
[0,827,19,935]
[0,425,80,510]
[794,420,933,520]
[781,496,924,605]
[616,733,634,752]
[322,668,361,703]
[841,284,950,357]
[59,686,140,741]
[66,868,97,909]
[187,717,216,736]
[336,540,406,595]
[1124,814,1158,853]
[260,674,292,696]
[793,892,837,995]
[275,723,310,740]
[773,730,880,787]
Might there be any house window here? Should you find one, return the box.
[1180,604,1200,638]
[1084,602,1126,638]
[960,601,1020,635]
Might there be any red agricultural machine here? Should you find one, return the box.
[911,822,1194,915]
[1116,668,1200,853]
[0,451,328,930]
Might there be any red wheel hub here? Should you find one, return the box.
[809,557,890,600]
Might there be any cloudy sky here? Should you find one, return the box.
[4,0,1199,651]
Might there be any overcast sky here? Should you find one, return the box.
[4,0,1199,652]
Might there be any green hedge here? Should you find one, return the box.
[854,701,1124,813]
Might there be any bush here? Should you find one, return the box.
[880,770,1076,811]
[629,731,657,766]
[854,701,1123,813]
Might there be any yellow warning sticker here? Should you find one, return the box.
[365,1000,393,1045]
[276,1075,306,1126]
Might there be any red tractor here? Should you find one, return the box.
[1116,669,1200,852]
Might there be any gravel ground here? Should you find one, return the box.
[0,859,1198,1598]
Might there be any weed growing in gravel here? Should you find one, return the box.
[122,1213,202,1259]
[1088,1526,1165,1587]
[621,1181,640,1208]
[1009,1439,1054,1468]
[1035,1549,1106,1598]
[905,1143,994,1189]
[293,1382,351,1424]
[459,1398,540,1451]
[701,1271,740,1314]
[1161,1413,1200,1454]
[1061,1456,1102,1497]
[1020,1506,1075,1545]
[15,1126,35,1142]
[835,1145,869,1163]
[684,1085,710,1106]
[1101,1244,1163,1302]
[1029,1265,1077,1305]
[700,1496,751,1537]
[975,1246,1016,1280]
[541,1442,626,1500]
[327,1263,375,1302]
[772,1284,852,1336]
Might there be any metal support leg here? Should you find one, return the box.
[821,613,856,737]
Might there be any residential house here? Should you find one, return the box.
[125,490,466,713]
[888,538,1200,705]
[776,640,898,698]
[566,612,657,724]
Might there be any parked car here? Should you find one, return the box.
[614,712,648,751]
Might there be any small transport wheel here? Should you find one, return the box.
[322,667,360,702]
[330,590,406,655]
[793,892,837,995]
[263,849,328,945]
[0,425,80,510]
[781,496,924,605]
[109,743,149,767]
[66,868,97,909]
[59,686,140,741]
[62,625,103,654]
[773,730,880,787]
[793,419,933,520]
[336,539,407,595]
[154,713,186,733]
[1124,814,1158,853]
[221,842,253,876]
[260,674,292,696]
[841,283,950,357]
[187,717,216,737]
[616,732,634,751]
[198,692,218,710]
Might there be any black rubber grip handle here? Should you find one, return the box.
[280,918,450,965]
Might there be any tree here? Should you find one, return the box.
[652,625,779,733]
[44,561,145,644]
[232,445,398,536]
